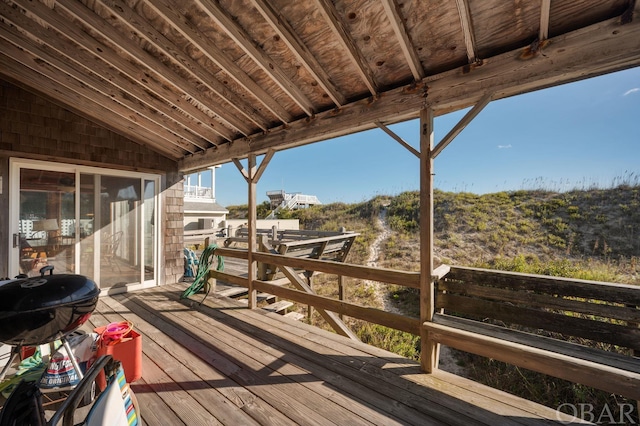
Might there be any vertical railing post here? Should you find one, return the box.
[419,107,438,373]
[338,275,345,320]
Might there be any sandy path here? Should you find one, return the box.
[365,207,467,375]
[364,208,399,314]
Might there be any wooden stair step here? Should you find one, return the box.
[256,292,277,303]
[216,286,248,298]
[283,312,305,321]
[262,300,293,314]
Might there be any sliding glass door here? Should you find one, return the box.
[10,159,160,290]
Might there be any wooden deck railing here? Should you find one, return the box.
[427,266,640,401]
[203,246,640,401]
[208,245,421,334]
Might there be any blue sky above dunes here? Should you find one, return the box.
[195,67,640,207]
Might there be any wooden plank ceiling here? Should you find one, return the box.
[1,0,639,172]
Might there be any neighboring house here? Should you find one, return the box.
[266,190,322,211]
[183,167,229,232]
[265,190,321,219]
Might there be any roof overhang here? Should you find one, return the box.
[1,0,638,172]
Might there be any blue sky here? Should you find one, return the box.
[203,67,640,207]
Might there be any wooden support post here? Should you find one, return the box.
[257,235,268,281]
[307,275,313,322]
[629,303,640,414]
[235,150,275,309]
[203,236,216,295]
[247,155,257,309]
[419,107,438,373]
[338,275,345,320]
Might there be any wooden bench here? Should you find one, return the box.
[258,233,358,280]
[223,228,359,281]
[423,265,640,401]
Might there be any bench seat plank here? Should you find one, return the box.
[425,313,640,400]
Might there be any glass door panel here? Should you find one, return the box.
[11,160,159,288]
[99,176,142,288]
[18,169,75,277]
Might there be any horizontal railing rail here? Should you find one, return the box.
[208,246,421,334]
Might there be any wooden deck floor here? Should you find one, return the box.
[87,283,580,425]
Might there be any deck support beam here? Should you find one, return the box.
[419,107,437,373]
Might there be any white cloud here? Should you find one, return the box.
[623,88,640,96]
[497,144,512,149]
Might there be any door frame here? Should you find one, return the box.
[8,158,161,291]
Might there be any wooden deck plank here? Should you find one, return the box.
[116,290,391,426]
[87,310,188,426]
[170,288,522,426]
[165,284,565,425]
[216,300,568,424]
[74,285,583,425]
[98,294,298,426]
[93,300,226,425]
[110,291,349,426]
[164,288,478,425]
[143,292,415,426]
[169,283,575,425]
[96,298,266,426]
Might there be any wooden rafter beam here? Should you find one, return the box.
[97,0,270,132]
[0,25,201,155]
[313,0,378,95]
[540,0,551,41]
[49,0,239,140]
[6,0,236,144]
[180,13,640,171]
[0,54,185,159]
[148,0,293,123]
[51,0,250,139]
[249,0,346,106]
[0,2,220,149]
[455,0,477,63]
[380,0,425,81]
[195,0,315,116]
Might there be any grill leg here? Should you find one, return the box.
[61,338,84,380]
[0,345,21,381]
